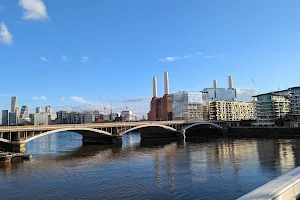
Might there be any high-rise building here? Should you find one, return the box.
[1,110,9,126]
[209,101,255,121]
[20,105,29,118]
[172,91,204,122]
[149,72,172,121]
[9,112,17,126]
[45,106,51,114]
[36,107,42,113]
[10,96,19,123]
[11,96,18,113]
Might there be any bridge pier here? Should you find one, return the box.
[0,141,26,153]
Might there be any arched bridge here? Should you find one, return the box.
[0,121,225,152]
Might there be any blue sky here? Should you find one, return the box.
[1,0,300,116]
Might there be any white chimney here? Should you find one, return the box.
[164,71,169,95]
[213,80,217,89]
[228,76,233,89]
[153,76,157,98]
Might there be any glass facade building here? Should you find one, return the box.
[202,88,259,102]
[1,110,9,126]
[172,91,204,122]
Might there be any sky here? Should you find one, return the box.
[1,0,300,117]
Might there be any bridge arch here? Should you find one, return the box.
[25,128,112,143]
[121,124,177,135]
[183,122,223,131]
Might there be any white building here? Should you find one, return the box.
[32,112,49,125]
[121,111,134,121]
[253,91,290,125]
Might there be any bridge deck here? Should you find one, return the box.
[0,121,186,133]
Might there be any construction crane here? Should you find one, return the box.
[122,97,128,111]
[99,96,106,114]
[251,78,262,94]
[251,78,257,90]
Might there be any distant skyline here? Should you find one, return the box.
[1,0,300,116]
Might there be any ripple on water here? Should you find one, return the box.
[1,133,300,200]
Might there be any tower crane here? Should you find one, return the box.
[122,97,128,111]
[251,78,261,94]
[99,97,106,114]
[251,78,257,90]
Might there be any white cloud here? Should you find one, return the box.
[158,56,179,62]
[60,97,66,102]
[70,96,92,104]
[0,94,11,97]
[80,56,89,63]
[62,54,68,61]
[158,52,203,62]
[0,22,13,45]
[158,52,225,62]
[113,98,151,103]
[204,54,225,59]
[32,96,47,100]
[0,4,4,10]
[40,56,47,62]
[19,0,49,20]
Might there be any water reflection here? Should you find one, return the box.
[1,132,300,200]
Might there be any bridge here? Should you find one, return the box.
[0,121,225,153]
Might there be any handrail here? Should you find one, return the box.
[238,166,300,200]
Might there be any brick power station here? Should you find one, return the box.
[148,72,173,121]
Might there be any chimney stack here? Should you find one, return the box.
[213,80,217,89]
[153,76,157,98]
[228,76,233,89]
[164,71,170,95]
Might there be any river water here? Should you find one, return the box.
[1,132,299,200]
